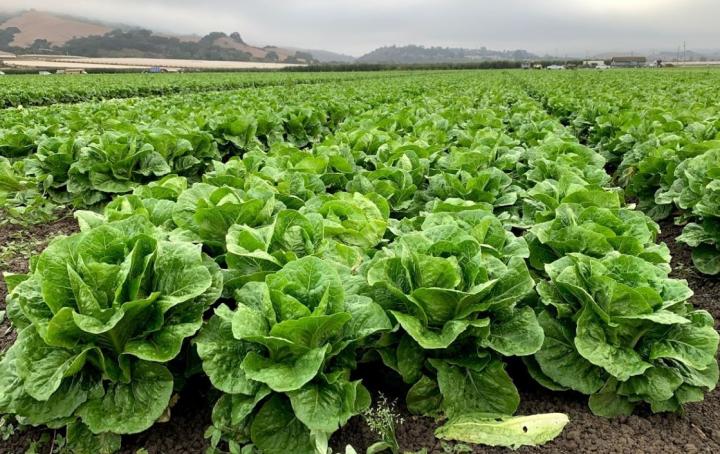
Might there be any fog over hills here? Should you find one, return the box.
[1,8,719,64]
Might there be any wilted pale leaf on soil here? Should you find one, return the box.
[435,412,570,449]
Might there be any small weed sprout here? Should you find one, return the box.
[362,393,404,454]
[0,415,18,441]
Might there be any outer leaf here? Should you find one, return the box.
[153,241,213,308]
[406,375,443,417]
[15,327,90,401]
[431,359,520,418]
[241,345,330,392]
[14,372,102,427]
[288,378,370,432]
[391,311,473,349]
[484,307,544,357]
[211,386,272,431]
[250,395,315,454]
[66,422,122,454]
[77,361,173,434]
[648,312,719,370]
[397,335,425,384]
[533,311,605,394]
[619,367,683,402]
[435,413,569,449]
[588,391,635,417]
[343,295,392,339]
[574,307,651,381]
[195,306,259,395]
[123,298,206,362]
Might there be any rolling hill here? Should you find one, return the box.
[0,9,314,63]
[0,10,111,47]
[283,47,356,63]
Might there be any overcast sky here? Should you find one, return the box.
[2,0,718,56]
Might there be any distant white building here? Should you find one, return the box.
[583,60,605,67]
[546,65,566,70]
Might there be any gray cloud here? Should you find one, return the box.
[2,0,717,56]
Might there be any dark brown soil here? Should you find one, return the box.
[118,377,214,454]
[0,215,80,353]
[2,218,719,454]
[1,215,80,454]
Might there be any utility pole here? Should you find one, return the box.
[683,41,687,62]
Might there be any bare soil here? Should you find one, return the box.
[1,218,719,454]
[0,215,79,353]
[1,215,80,454]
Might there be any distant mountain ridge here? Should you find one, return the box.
[0,10,539,65]
[356,45,537,64]
[591,49,720,62]
[6,9,717,66]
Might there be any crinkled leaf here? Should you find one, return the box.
[431,358,520,418]
[250,395,315,454]
[241,345,329,392]
[78,361,173,434]
[195,306,259,395]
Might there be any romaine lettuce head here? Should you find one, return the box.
[302,191,389,251]
[528,203,670,270]
[426,167,520,209]
[172,182,279,254]
[657,149,720,274]
[532,253,719,416]
[366,211,535,348]
[363,211,540,423]
[0,215,222,436]
[195,256,389,453]
[656,148,720,217]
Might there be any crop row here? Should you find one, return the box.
[0,71,717,453]
[0,71,418,108]
[1,75,444,222]
[517,69,720,275]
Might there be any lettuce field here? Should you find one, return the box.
[1,69,719,453]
